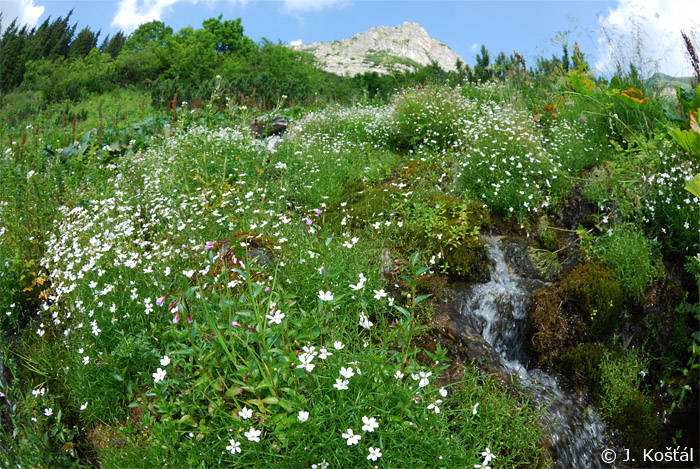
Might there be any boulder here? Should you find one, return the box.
[249,115,289,138]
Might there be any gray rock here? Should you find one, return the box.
[503,237,545,281]
[432,306,508,376]
[247,247,275,268]
[249,115,289,138]
[290,22,465,77]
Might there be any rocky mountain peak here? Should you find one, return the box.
[290,22,464,77]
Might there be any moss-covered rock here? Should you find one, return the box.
[528,262,623,365]
[561,262,623,338]
[556,343,609,396]
[442,241,490,282]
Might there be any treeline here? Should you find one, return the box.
[1,10,573,108]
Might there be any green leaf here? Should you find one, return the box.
[262,396,279,404]
[276,398,292,411]
[669,128,700,156]
[685,174,700,199]
[678,85,700,115]
[112,373,123,382]
[226,386,243,399]
[414,293,432,305]
[393,305,411,319]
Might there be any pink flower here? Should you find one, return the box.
[173,312,179,324]
[156,296,165,306]
[204,241,215,251]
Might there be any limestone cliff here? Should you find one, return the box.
[290,22,464,77]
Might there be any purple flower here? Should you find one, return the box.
[232,321,240,327]
[204,241,215,251]
[156,296,165,307]
[305,218,313,226]
[173,312,180,324]
[264,287,271,292]
[315,209,323,216]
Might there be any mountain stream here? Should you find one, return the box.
[453,236,613,468]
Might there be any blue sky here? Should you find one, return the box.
[2,0,699,77]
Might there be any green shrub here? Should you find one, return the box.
[390,84,472,152]
[585,223,662,301]
[599,348,660,452]
[643,149,700,259]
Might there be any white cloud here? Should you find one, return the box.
[0,0,45,32]
[111,0,344,32]
[289,39,302,46]
[470,43,478,52]
[595,0,700,77]
[282,0,349,13]
[111,0,197,32]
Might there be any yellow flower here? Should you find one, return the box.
[620,87,649,104]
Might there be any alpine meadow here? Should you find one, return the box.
[0,10,699,469]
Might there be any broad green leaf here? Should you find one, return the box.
[686,174,700,199]
[669,128,700,156]
[678,85,700,115]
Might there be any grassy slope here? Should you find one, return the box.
[0,77,698,467]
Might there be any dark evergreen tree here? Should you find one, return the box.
[27,10,76,62]
[69,27,100,58]
[100,31,126,58]
[474,44,492,82]
[0,20,32,92]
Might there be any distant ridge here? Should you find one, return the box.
[647,72,695,89]
[290,22,465,77]
[646,72,696,98]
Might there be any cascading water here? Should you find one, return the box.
[454,236,612,468]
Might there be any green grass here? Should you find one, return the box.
[1,76,697,467]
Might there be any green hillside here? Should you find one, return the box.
[1,11,699,468]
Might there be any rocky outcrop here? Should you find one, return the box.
[249,115,289,138]
[290,22,464,77]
